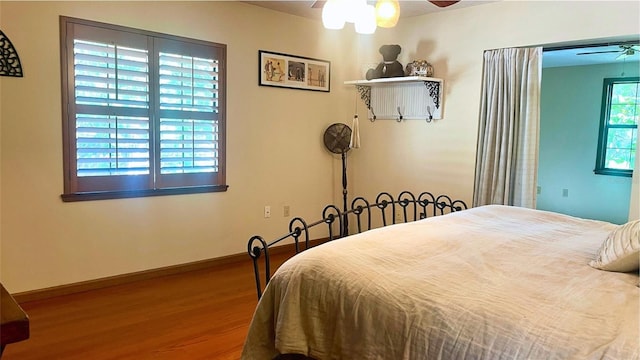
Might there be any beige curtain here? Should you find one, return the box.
[473,47,542,208]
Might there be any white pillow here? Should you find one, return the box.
[589,220,639,272]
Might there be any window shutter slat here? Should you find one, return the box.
[73,38,151,178]
[158,50,219,175]
[75,113,150,177]
[74,39,149,109]
[159,117,218,174]
[158,53,218,113]
[76,104,149,118]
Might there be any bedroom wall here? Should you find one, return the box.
[347,1,640,206]
[537,62,638,224]
[1,1,639,294]
[0,1,358,293]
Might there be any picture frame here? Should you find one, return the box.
[259,50,330,92]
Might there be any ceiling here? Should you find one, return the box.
[543,43,640,68]
[242,1,640,68]
[243,1,494,20]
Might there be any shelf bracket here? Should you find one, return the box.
[423,81,440,109]
[355,85,371,110]
[346,77,443,121]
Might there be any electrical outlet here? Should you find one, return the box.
[283,205,290,217]
[537,186,541,195]
[562,189,569,197]
[264,205,271,218]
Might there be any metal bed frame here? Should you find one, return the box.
[247,191,468,299]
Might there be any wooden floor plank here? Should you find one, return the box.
[2,251,292,359]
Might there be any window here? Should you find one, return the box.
[594,77,638,177]
[60,17,226,201]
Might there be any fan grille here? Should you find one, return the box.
[323,123,352,154]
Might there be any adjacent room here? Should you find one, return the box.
[1,1,638,359]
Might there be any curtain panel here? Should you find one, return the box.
[473,47,542,208]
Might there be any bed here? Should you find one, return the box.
[241,204,639,360]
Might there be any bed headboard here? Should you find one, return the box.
[247,191,468,299]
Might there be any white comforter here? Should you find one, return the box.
[242,205,639,360]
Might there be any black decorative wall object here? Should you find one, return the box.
[0,30,24,77]
[424,81,440,109]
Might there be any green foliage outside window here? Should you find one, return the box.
[595,77,638,177]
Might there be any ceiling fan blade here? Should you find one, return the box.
[311,0,326,9]
[428,1,461,8]
[616,50,637,60]
[576,50,620,56]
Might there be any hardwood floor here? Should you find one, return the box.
[2,251,293,360]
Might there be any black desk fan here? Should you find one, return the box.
[323,123,352,236]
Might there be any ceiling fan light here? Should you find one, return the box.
[344,0,368,23]
[322,0,346,29]
[355,4,377,34]
[375,0,400,28]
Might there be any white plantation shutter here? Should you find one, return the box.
[61,17,226,199]
[73,40,150,177]
[75,114,150,176]
[158,52,219,175]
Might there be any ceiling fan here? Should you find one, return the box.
[427,1,460,7]
[313,0,462,32]
[312,1,461,9]
[577,44,640,60]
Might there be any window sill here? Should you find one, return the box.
[593,168,633,177]
[61,185,229,202]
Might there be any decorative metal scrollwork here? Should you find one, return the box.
[424,81,440,109]
[0,30,24,77]
[248,190,468,299]
[355,85,371,110]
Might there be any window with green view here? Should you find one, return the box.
[595,77,639,177]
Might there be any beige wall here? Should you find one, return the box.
[1,1,638,293]
[348,0,640,203]
[0,1,356,293]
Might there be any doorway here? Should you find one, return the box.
[537,41,639,224]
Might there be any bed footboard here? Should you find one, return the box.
[247,191,467,299]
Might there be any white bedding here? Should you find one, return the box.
[241,205,639,360]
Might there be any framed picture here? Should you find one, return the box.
[259,50,330,92]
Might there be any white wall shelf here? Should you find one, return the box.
[344,76,444,122]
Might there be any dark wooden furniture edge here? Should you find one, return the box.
[1,283,30,355]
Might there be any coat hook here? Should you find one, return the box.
[397,106,403,122]
[369,107,376,122]
[426,106,433,123]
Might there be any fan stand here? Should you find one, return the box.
[340,151,348,236]
[323,123,353,236]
